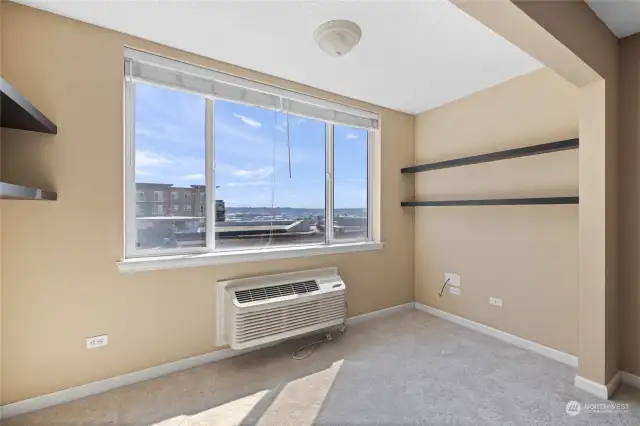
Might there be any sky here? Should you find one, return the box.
[134,83,368,209]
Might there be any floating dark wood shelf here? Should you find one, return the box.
[1,77,57,134]
[0,182,57,200]
[401,197,578,207]
[401,138,578,174]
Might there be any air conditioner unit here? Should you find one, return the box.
[216,267,346,350]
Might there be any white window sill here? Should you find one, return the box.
[117,241,384,273]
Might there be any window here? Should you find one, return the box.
[128,82,205,252]
[136,191,146,202]
[333,125,368,241]
[136,204,144,216]
[124,49,378,260]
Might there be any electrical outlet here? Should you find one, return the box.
[86,335,108,349]
[489,297,503,307]
[445,273,460,287]
[449,286,461,296]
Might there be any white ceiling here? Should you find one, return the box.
[586,0,640,38]
[16,0,542,114]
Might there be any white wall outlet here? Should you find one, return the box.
[86,335,108,349]
[445,273,460,287]
[489,297,503,307]
[449,286,461,296]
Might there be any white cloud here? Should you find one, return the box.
[136,150,172,167]
[223,181,271,187]
[346,132,359,140]
[233,167,274,179]
[275,123,287,133]
[182,173,205,181]
[233,114,262,128]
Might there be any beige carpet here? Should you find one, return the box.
[3,310,640,425]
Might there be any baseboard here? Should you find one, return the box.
[621,371,640,390]
[0,302,413,420]
[414,303,578,368]
[347,302,415,325]
[579,370,640,396]
[574,371,621,399]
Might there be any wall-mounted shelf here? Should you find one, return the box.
[401,138,578,174]
[1,77,57,134]
[0,77,58,200]
[0,182,57,201]
[401,197,578,207]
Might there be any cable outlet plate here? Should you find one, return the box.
[86,335,108,349]
[445,273,460,287]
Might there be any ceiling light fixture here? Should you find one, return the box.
[314,20,362,57]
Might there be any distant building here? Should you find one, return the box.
[134,182,366,250]
[135,183,225,221]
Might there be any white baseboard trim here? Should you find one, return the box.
[621,371,640,390]
[574,371,621,399]
[414,303,578,368]
[347,302,415,325]
[0,302,413,420]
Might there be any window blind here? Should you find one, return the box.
[124,49,379,130]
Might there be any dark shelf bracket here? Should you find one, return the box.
[1,78,57,134]
[401,197,579,207]
[401,138,578,174]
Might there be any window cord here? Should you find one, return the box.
[438,277,451,297]
[265,107,279,248]
[292,301,348,360]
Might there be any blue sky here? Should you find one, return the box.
[135,83,367,209]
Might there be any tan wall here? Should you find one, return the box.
[454,0,619,387]
[619,33,640,377]
[0,0,3,408]
[414,68,579,355]
[515,0,620,386]
[0,3,415,404]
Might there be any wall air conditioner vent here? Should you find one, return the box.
[234,280,319,304]
[217,268,346,349]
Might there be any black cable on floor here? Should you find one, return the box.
[292,301,348,360]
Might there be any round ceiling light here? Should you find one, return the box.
[313,20,362,57]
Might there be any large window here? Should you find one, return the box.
[124,49,378,259]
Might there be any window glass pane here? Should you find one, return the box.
[134,83,206,251]
[214,100,325,250]
[333,125,368,240]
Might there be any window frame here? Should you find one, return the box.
[123,53,378,262]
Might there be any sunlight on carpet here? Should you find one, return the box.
[257,359,343,426]
[149,359,343,426]
[150,389,269,426]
